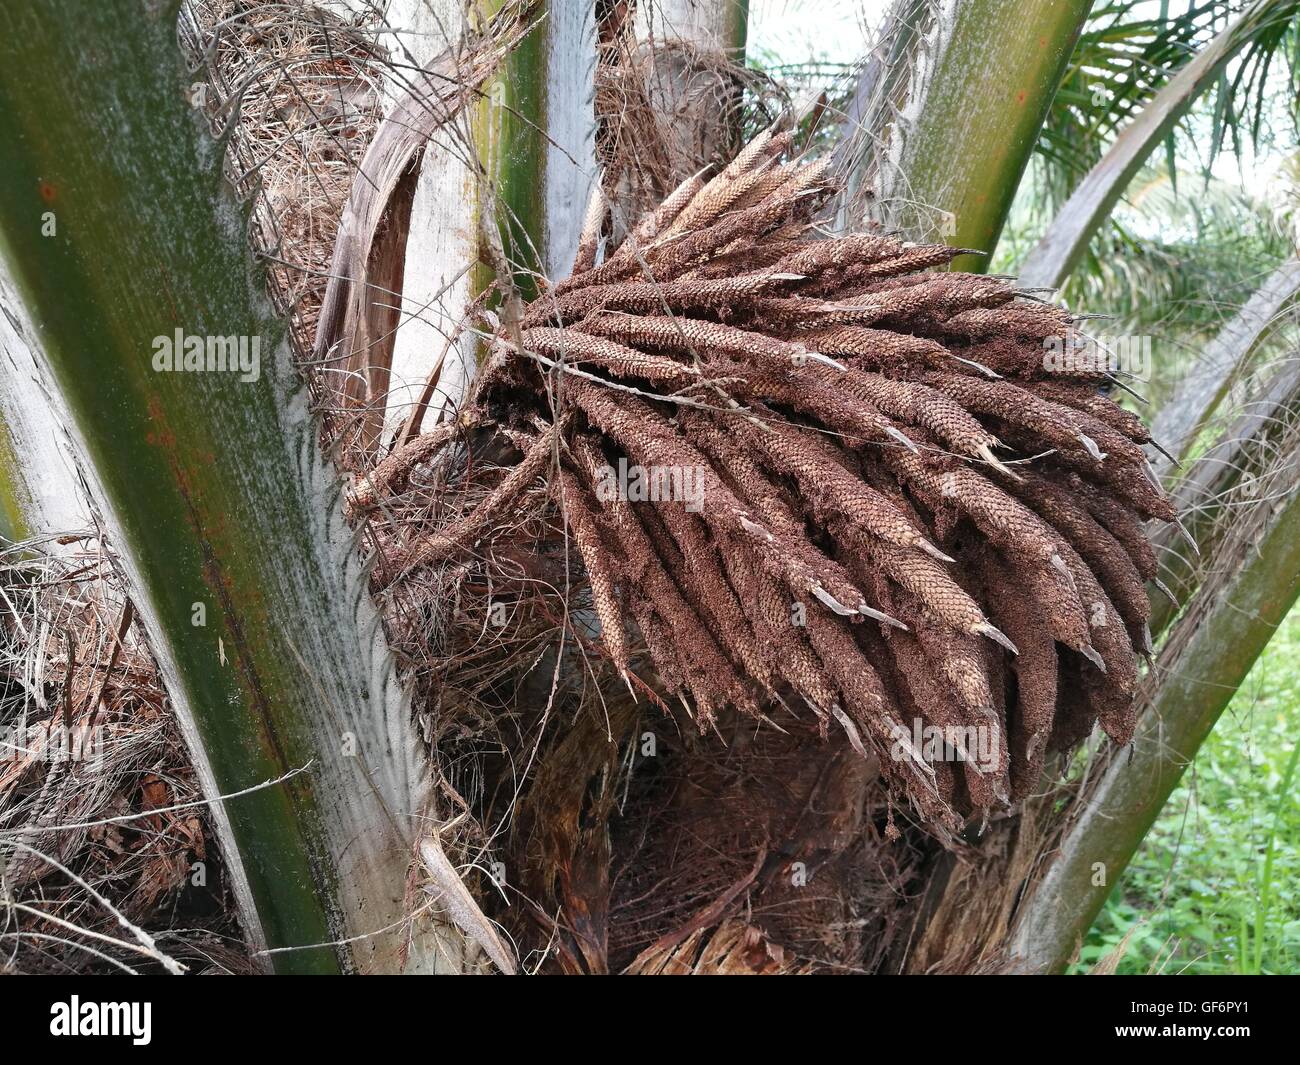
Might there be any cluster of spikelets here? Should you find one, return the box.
[355,129,1178,822]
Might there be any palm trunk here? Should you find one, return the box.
[376,0,595,435]
[0,268,87,540]
[844,0,1090,270]
[376,1,480,443]
[475,0,597,298]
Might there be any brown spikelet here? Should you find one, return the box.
[812,365,1001,459]
[557,468,629,676]
[751,562,841,717]
[938,305,1073,342]
[742,418,932,553]
[1031,379,1153,444]
[641,159,833,280]
[523,326,699,385]
[793,325,950,373]
[925,373,1148,468]
[555,169,709,295]
[952,335,1066,380]
[664,131,793,236]
[885,449,1057,566]
[524,271,801,327]
[1066,471,1160,581]
[975,544,1059,798]
[1003,468,1152,650]
[869,538,989,635]
[643,501,768,693]
[769,234,905,277]
[575,312,799,366]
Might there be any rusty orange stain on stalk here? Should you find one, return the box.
[144,394,177,451]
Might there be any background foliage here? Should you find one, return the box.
[1081,606,1300,974]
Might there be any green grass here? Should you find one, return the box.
[1077,603,1300,974]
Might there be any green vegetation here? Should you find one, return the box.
[1081,603,1300,974]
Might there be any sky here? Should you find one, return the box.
[748,0,879,67]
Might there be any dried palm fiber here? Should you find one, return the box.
[592,0,783,232]
[187,0,542,468]
[0,539,250,974]
[179,0,387,452]
[622,920,809,975]
[605,709,919,974]
[358,130,1178,836]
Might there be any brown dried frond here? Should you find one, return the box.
[0,538,247,974]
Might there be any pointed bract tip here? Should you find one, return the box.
[975,622,1019,656]
[812,583,855,616]
[860,603,908,630]
[977,443,1021,480]
[919,538,956,563]
[1107,374,1149,405]
[807,351,847,370]
[950,354,1002,379]
[1150,438,1181,467]
[1081,645,1108,673]
[884,425,920,453]
[830,704,870,759]
[1153,577,1179,606]
[1076,432,1106,461]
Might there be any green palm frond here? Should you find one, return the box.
[1067,165,1293,322]
[1040,0,1299,208]
[1000,158,1294,412]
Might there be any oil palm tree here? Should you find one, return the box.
[0,0,1296,974]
